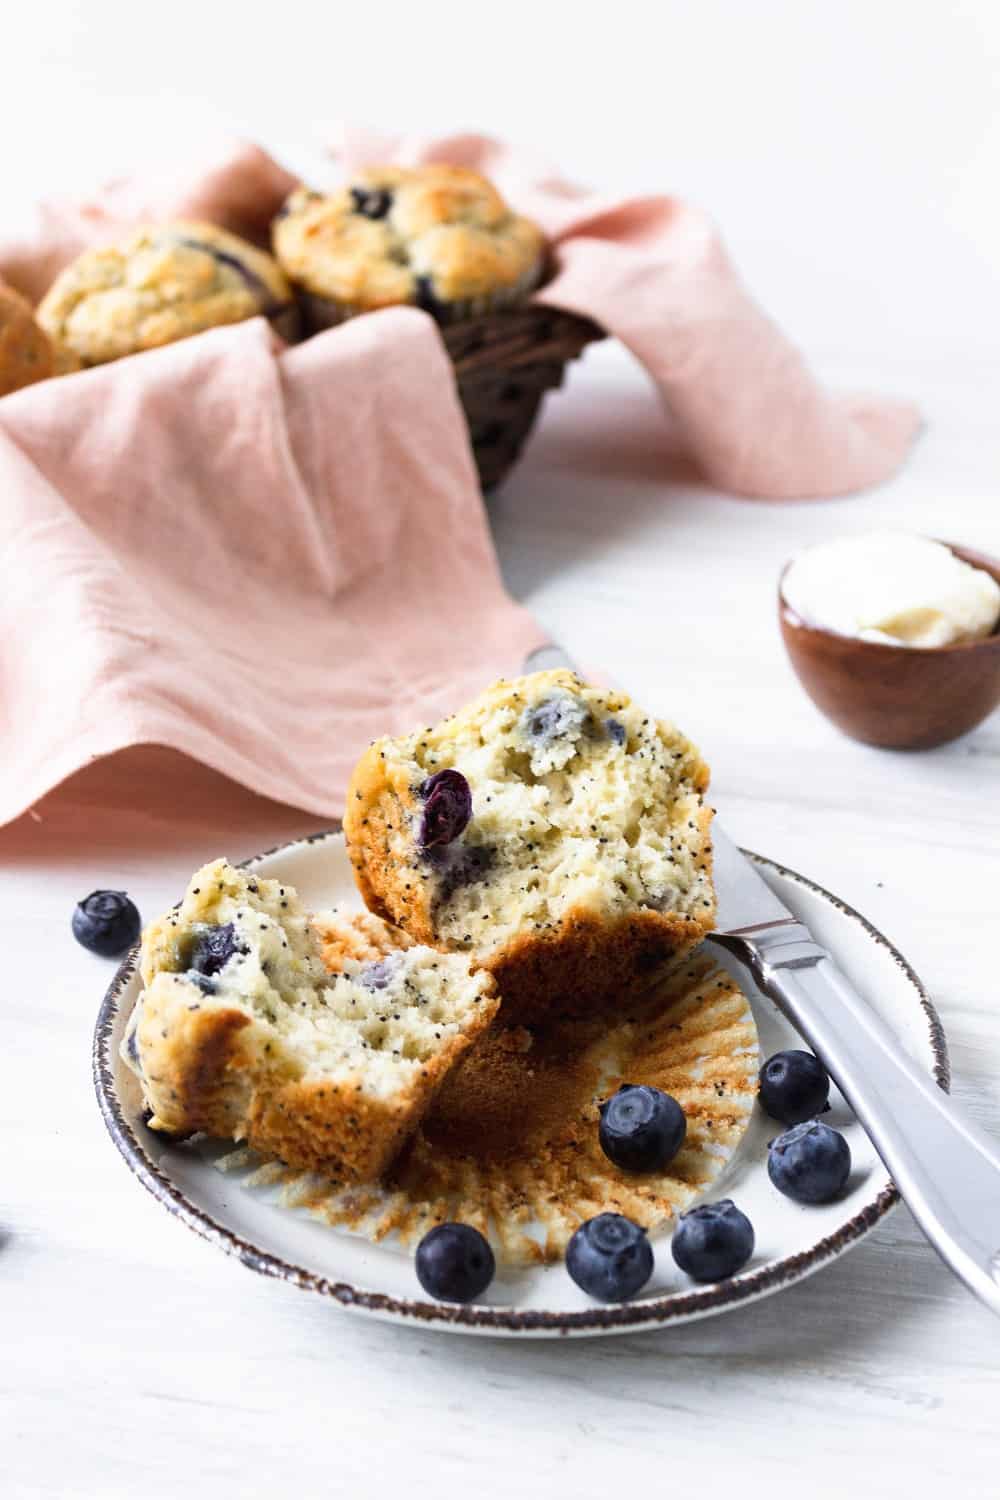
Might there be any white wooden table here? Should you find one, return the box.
[3,335,998,1498]
[5,1,1000,1487]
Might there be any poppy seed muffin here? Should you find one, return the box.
[0,279,76,395]
[344,670,717,1024]
[121,859,498,1181]
[272,165,546,327]
[37,221,298,366]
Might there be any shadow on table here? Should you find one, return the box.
[487,1218,956,1367]
[487,353,718,600]
[0,746,330,870]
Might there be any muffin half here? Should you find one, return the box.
[344,670,716,1023]
[272,165,546,327]
[121,859,498,1181]
[38,222,298,366]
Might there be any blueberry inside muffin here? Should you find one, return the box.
[37,222,298,366]
[345,670,716,1024]
[272,165,546,326]
[121,859,497,1180]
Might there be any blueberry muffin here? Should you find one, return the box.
[294,954,759,1266]
[344,670,717,1025]
[0,279,76,396]
[121,859,498,1181]
[37,222,298,367]
[272,165,546,327]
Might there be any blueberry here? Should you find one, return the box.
[606,718,627,745]
[768,1119,852,1204]
[187,922,246,978]
[565,1213,653,1302]
[358,956,400,991]
[72,890,141,958]
[184,970,218,995]
[598,1084,686,1172]
[173,236,282,314]
[413,274,446,317]
[758,1049,830,1125]
[350,185,393,220]
[425,841,494,903]
[671,1200,755,1282]
[418,769,472,850]
[520,691,591,746]
[415,1223,495,1302]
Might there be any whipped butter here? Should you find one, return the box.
[782,533,1000,648]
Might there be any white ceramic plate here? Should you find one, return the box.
[93,830,947,1337]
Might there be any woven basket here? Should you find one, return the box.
[298,292,605,493]
[441,305,604,491]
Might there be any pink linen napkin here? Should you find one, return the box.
[0,310,544,829]
[334,128,921,500]
[0,136,920,828]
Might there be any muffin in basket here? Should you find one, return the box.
[273,164,601,489]
[344,669,717,1025]
[0,278,78,396]
[272,165,546,328]
[121,859,498,1181]
[37,222,298,366]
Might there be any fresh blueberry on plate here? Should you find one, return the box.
[768,1119,852,1204]
[565,1213,654,1301]
[71,889,141,958]
[759,1049,830,1124]
[671,1199,755,1282]
[598,1084,686,1172]
[415,1222,495,1302]
[418,768,473,850]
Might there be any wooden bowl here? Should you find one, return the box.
[778,542,1000,749]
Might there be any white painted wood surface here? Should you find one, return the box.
[4,3,1000,1493]
[4,337,998,1499]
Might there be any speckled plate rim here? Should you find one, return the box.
[92,831,949,1337]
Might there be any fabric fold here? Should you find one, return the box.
[0,133,921,827]
[335,126,922,499]
[0,311,544,828]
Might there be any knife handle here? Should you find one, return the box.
[714,921,1000,1318]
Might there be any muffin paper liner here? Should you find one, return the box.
[216,950,760,1267]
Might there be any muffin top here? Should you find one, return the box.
[346,669,715,958]
[272,165,546,315]
[37,222,294,366]
[0,279,65,396]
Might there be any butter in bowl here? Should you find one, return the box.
[778,532,1000,749]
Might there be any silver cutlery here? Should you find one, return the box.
[524,642,1000,1317]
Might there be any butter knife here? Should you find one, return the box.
[523,642,1000,1316]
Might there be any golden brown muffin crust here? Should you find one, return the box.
[37,221,294,366]
[126,860,498,1182]
[344,671,716,1024]
[272,165,545,318]
[0,279,59,396]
